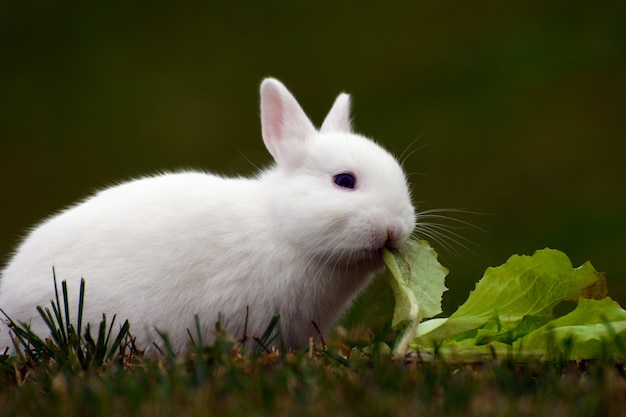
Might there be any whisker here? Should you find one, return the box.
[236,148,263,171]
[413,229,466,259]
[397,137,417,163]
[417,221,478,241]
[417,224,479,251]
[406,171,431,180]
[417,216,487,233]
[399,139,428,168]
[416,208,490,232]
[417,207,490,216]
[412,207,488,258]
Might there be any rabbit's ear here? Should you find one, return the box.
[320,93,352,133]
[260,78,316,165]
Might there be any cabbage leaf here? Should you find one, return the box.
[382,239,448,357]
[408,248,625,361]
[384,242,625,361]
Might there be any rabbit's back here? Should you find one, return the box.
[0,172,284,351]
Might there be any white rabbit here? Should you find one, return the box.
[0,78,415,353]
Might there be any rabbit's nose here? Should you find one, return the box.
[385,223,407,248]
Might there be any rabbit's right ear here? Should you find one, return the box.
[260,78,316,167]
[320,93,352,133]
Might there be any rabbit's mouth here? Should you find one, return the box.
[343,236,410,270]
[314,247,384,272]
[342,247,386,270]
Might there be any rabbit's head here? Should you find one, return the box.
[259,79,415,270]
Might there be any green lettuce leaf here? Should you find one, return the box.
[383,239,448,357]
[412,248,615,361]
[516,297,626,360]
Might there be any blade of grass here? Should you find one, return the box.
[62,280,71,338]
[77,278,85,342]
[252,314,281,356]
[51,269,68,344]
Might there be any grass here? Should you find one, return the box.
[2,280,626,417]
[1,273,132,374]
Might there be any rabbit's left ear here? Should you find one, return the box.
[320,93,352,133]
[260,78,316,166]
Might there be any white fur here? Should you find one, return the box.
[0,78,415,353]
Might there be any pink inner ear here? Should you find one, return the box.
[260,78,316,164]
[261,85,286,159]
[268,98,284,141]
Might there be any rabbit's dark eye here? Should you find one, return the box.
[333,172,356,189]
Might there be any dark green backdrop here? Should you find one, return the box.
[1,2,624,334]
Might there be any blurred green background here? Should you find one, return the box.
[1,2,625,334]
